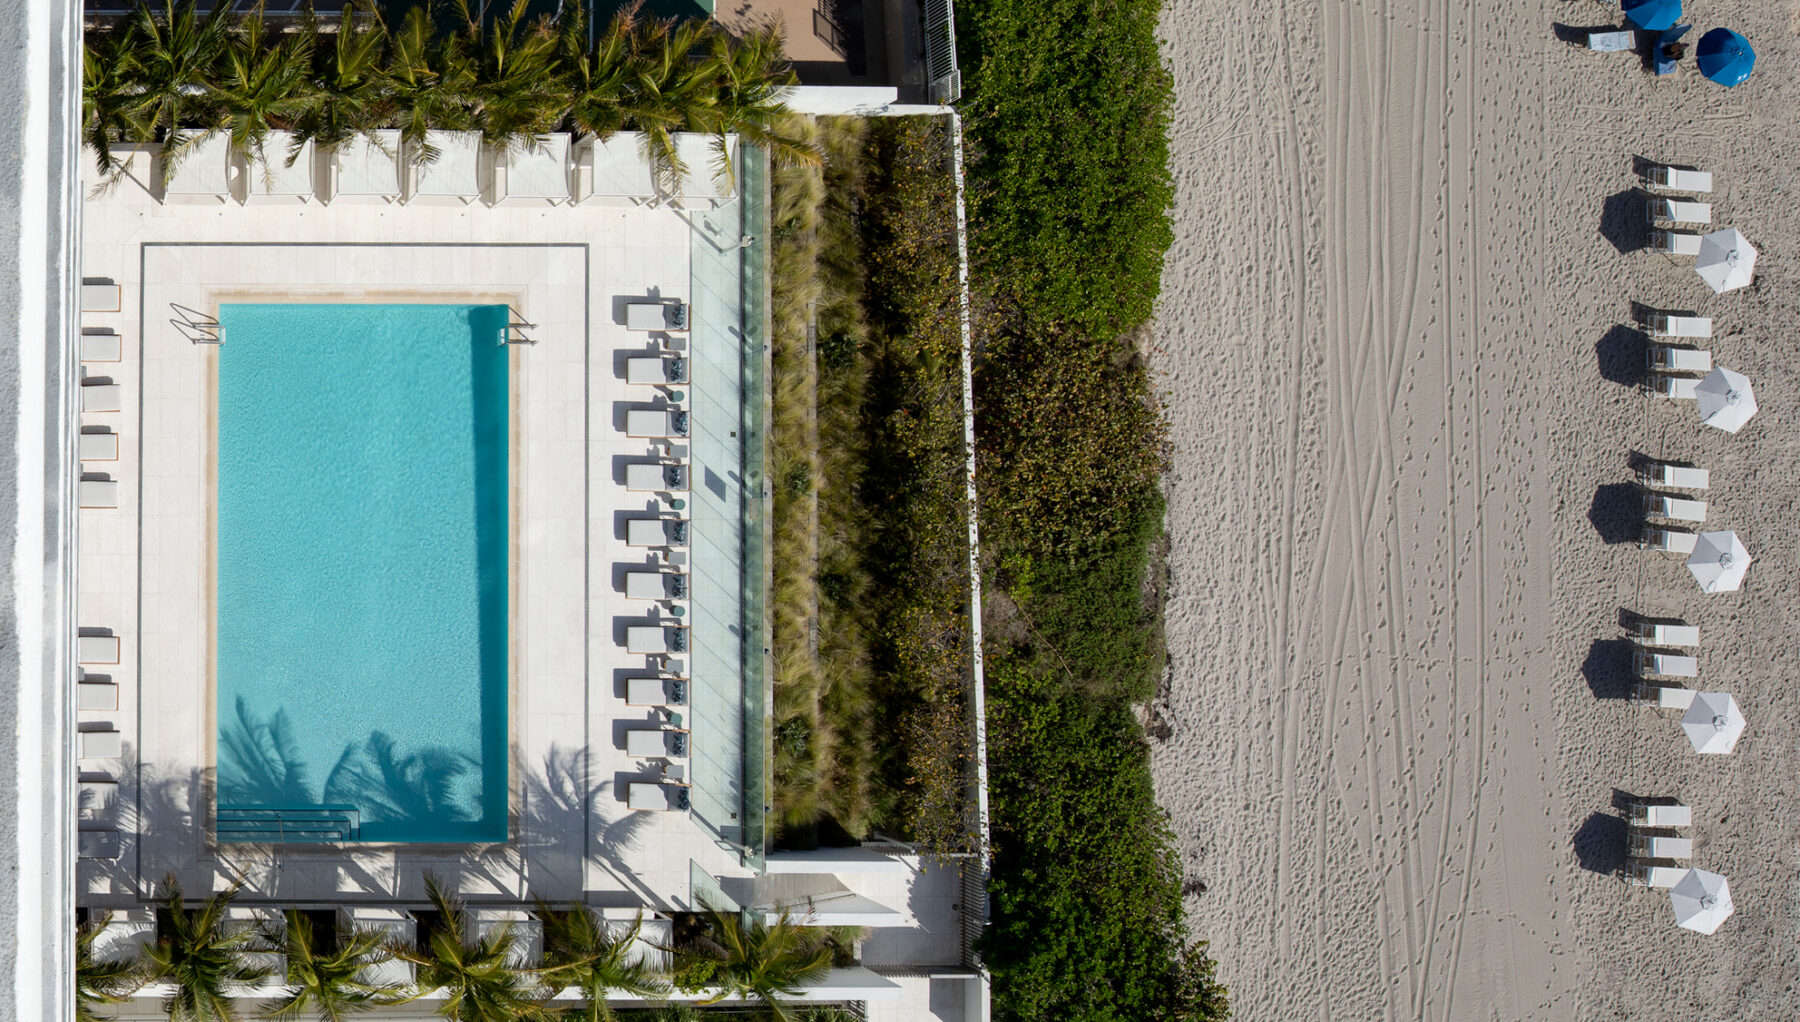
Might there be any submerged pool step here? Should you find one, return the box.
[217,804,361,843]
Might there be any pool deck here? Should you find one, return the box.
[75,149,761,909]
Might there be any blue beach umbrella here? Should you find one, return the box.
[1697,29,1755,86]
[1624,0,1680,32]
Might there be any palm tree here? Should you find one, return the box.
[384,5,477,165]
[697,26,821,186]
[142,874,272,1022]
[77,912,147,1022]
[557,4,639,143]
[535,903,667,1021]
[616,16,720,195]
[82,23,154,181]
[679,907,831,1020]
[210,2,318,170]
[260,909,408,1021]
[402,874,553,1022]
[293,2,391,155]
[128,0,234,183]
[455,0,567,153]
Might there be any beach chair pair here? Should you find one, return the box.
[623,570,688,601]
[624,727,690,760]
[1646,344,1710,375]
[626,517,689,549]
[1641,489,1706,524]
[625,409,689,439]
[627,781,691,812]
[624,462,689,493]
[1636,460,1708,490]
[1645,165,1712,194]
[624,355,689,386]
[626,675,688,707]
[1645,313,1711,338]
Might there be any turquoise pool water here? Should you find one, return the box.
[214,303,509,843]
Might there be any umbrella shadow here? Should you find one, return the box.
[1600,188,1648,253]
[1573,812,1630,874]
[1595,325,1647,386]
[1589,483,1642,544]
[1582,638,1636,699]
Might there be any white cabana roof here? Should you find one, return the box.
[410,131,484,198]
[582,132,656,199]
[165,131,237,196]
[671,133,736,199]
[244,131,314,199]
[334,130,402,198]
[504,134,572,201]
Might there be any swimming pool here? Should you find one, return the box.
[214,303,509,843]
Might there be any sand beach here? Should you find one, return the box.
[1150,0,1800,1016]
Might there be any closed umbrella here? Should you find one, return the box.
[1681,692,1745,754]
[1624,0,1681,31]
[1697,28,1755,86]
[1695,228,1757,293]
[1694,367,1757,433]
[1686,530,1751,593]
[1669,869,1734,933]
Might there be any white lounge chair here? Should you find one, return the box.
[624,462,688,492]
[78,481,119,509]
[1628,834,1693,860]
[626,676,687,707]
[1632,683,1696,710]
[1634,649,1698,678]
[79,433,119,462]
[1647,345,1711,374]
[1587,29,1634,51]
[625,625,687,655]
[1626,862,1687,888]
[1636,462,1708,490]
[625,517,687,548]
[625,727,689,759]
[81,283,121,312]
[627,781,691,812]
[80,331,123,362]
[1628,803,1693,828]
[624,355,689,385]
[1642,526,1697,554]
[1642,493,1706,523]
[78,635,119,665]
[78,681,119,711]
[79,778,118,811]
[1646,314,1711,338]
[1646,199,1712,225]
[81,383,122,412]
[1646,166,1712,194]
[78,730,123,759]
[78,829,122,860]
[1649,230,1703,256]
[1629,621,1699,647]
[625,409,689,438]
[624,301,689,332]
[624,571,685,600]
[1652,375,1700,400]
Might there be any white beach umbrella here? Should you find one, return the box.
[1669,868,1734,933]
[1695,228,1757,293]
[1694,367,1758,433]
[1681,692,1746,754]
[1687,530,1752,593]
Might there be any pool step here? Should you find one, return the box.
[217,804,361,843]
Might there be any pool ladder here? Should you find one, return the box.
[170,303,224,345]
[216,804,361,843]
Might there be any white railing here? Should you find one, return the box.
[922,0,963,104]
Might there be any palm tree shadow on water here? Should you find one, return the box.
[218,696,317,806]
[323,732,486,839]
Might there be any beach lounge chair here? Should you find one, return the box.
[625,462,688,492]
[1628,802,1693,828]
[1642,492,1706,523]
[1629,621,1699,647]
[1642,525,1697,554]
[625,517,688,548]
[78,829,122,860]
[625,727,690,759]
[625,625,688,655]
[1652,375,1700,400]
[1628,834,1693,861]
[79,778,118,812]
[80,383,121,413]
[1634,648,1698,678]
[626,675,688,707]
[624,570,686,600]
[624,356,689,385]
[627,781,691,812]
[78,730,123,759]
[78,681,119,711]
[1646,166,1712,194]
[78,635,119,665]
[1647,345,1711,374]
[81,283,121,313]
[1649,230,1703,256]
[78,481,119,509]
[1636,461,1708,489]
[1586,29,1635,51]
[1647,198,1712,225]
[1632,683,1696,710]
[625,409,689,438]
[1646,314,1711,338]
[1626,862,1687,888]
[80,330,123,362]
[624,301,689,332]
[79,432,119,462]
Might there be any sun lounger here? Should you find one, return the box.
[624,570,687,600]
[1642,492,1706,523]
[624,301,689,332]
[1630,621,1699,647]
[626,517,688,548]
[78,681,119,711]
[79,432,119,462]
[1647,345,1711,374]
[1629,802,1693,828]
[79,778,118,811]
[626,675,688,707]
[625,625,688,655]
[78,481,119,509]
[625,462,688,492]
[78,829,122,860]
[627,781,691,812]
[1586,29,1635,51]
[1649,230,1703,256]
[78,730,123,759]
[1636,462,1708,489]
[80,331,122,362]
[1632,683,1695,710]
[80,383,122,412]
[1628,834,1692,860]
[78,635,119,665]
[624,356,689,385]
[1652,375,1700,400]
[81,284,121,313]
[1646,314,1711,338]
[1626,862,1687,888]
[1642,525,1697,554]
[625,727,690,759]
[625,409,689,438]
[1646,166,1712,194]
[1634,648,1697,678]
[1647,199,1712,225]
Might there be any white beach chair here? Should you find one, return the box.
[625,409,689,438]
[625,727,689,759]
[1629,621,1699,647]
[625,675,687,707]
[1628,802,1693,828]
[1646,199,1712,225]
[1652,375,1700,400]
[625,517,687,548]
[1632,683,1696,710]
[1634,648,1698,678]
[78,829,122,860]
[78,778,118,812]
[1642,525,1697,554]
[1646,314,1711,338]
[624,462,688,492]
[1636,462,1708,490]
[624,301,690,332]
[1649,230,1703,256]
[1626,862,1687,888]
[81,283,122,313]
[1642,492,1706,523]
[624,355,688,386]
[1628,834,1693,861]
[627,781,691,812]
[78,730,123,759]
[1646,166,1713,194]
[80,383,122,412]
[625,625,688,655]
[78,480,119,509]
[1586,29,1635,51]
[77,635,119,665]
[81,331,123,362]
[78,681,119,711]
[1647,345,1711,374]
[79,432,119,462]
